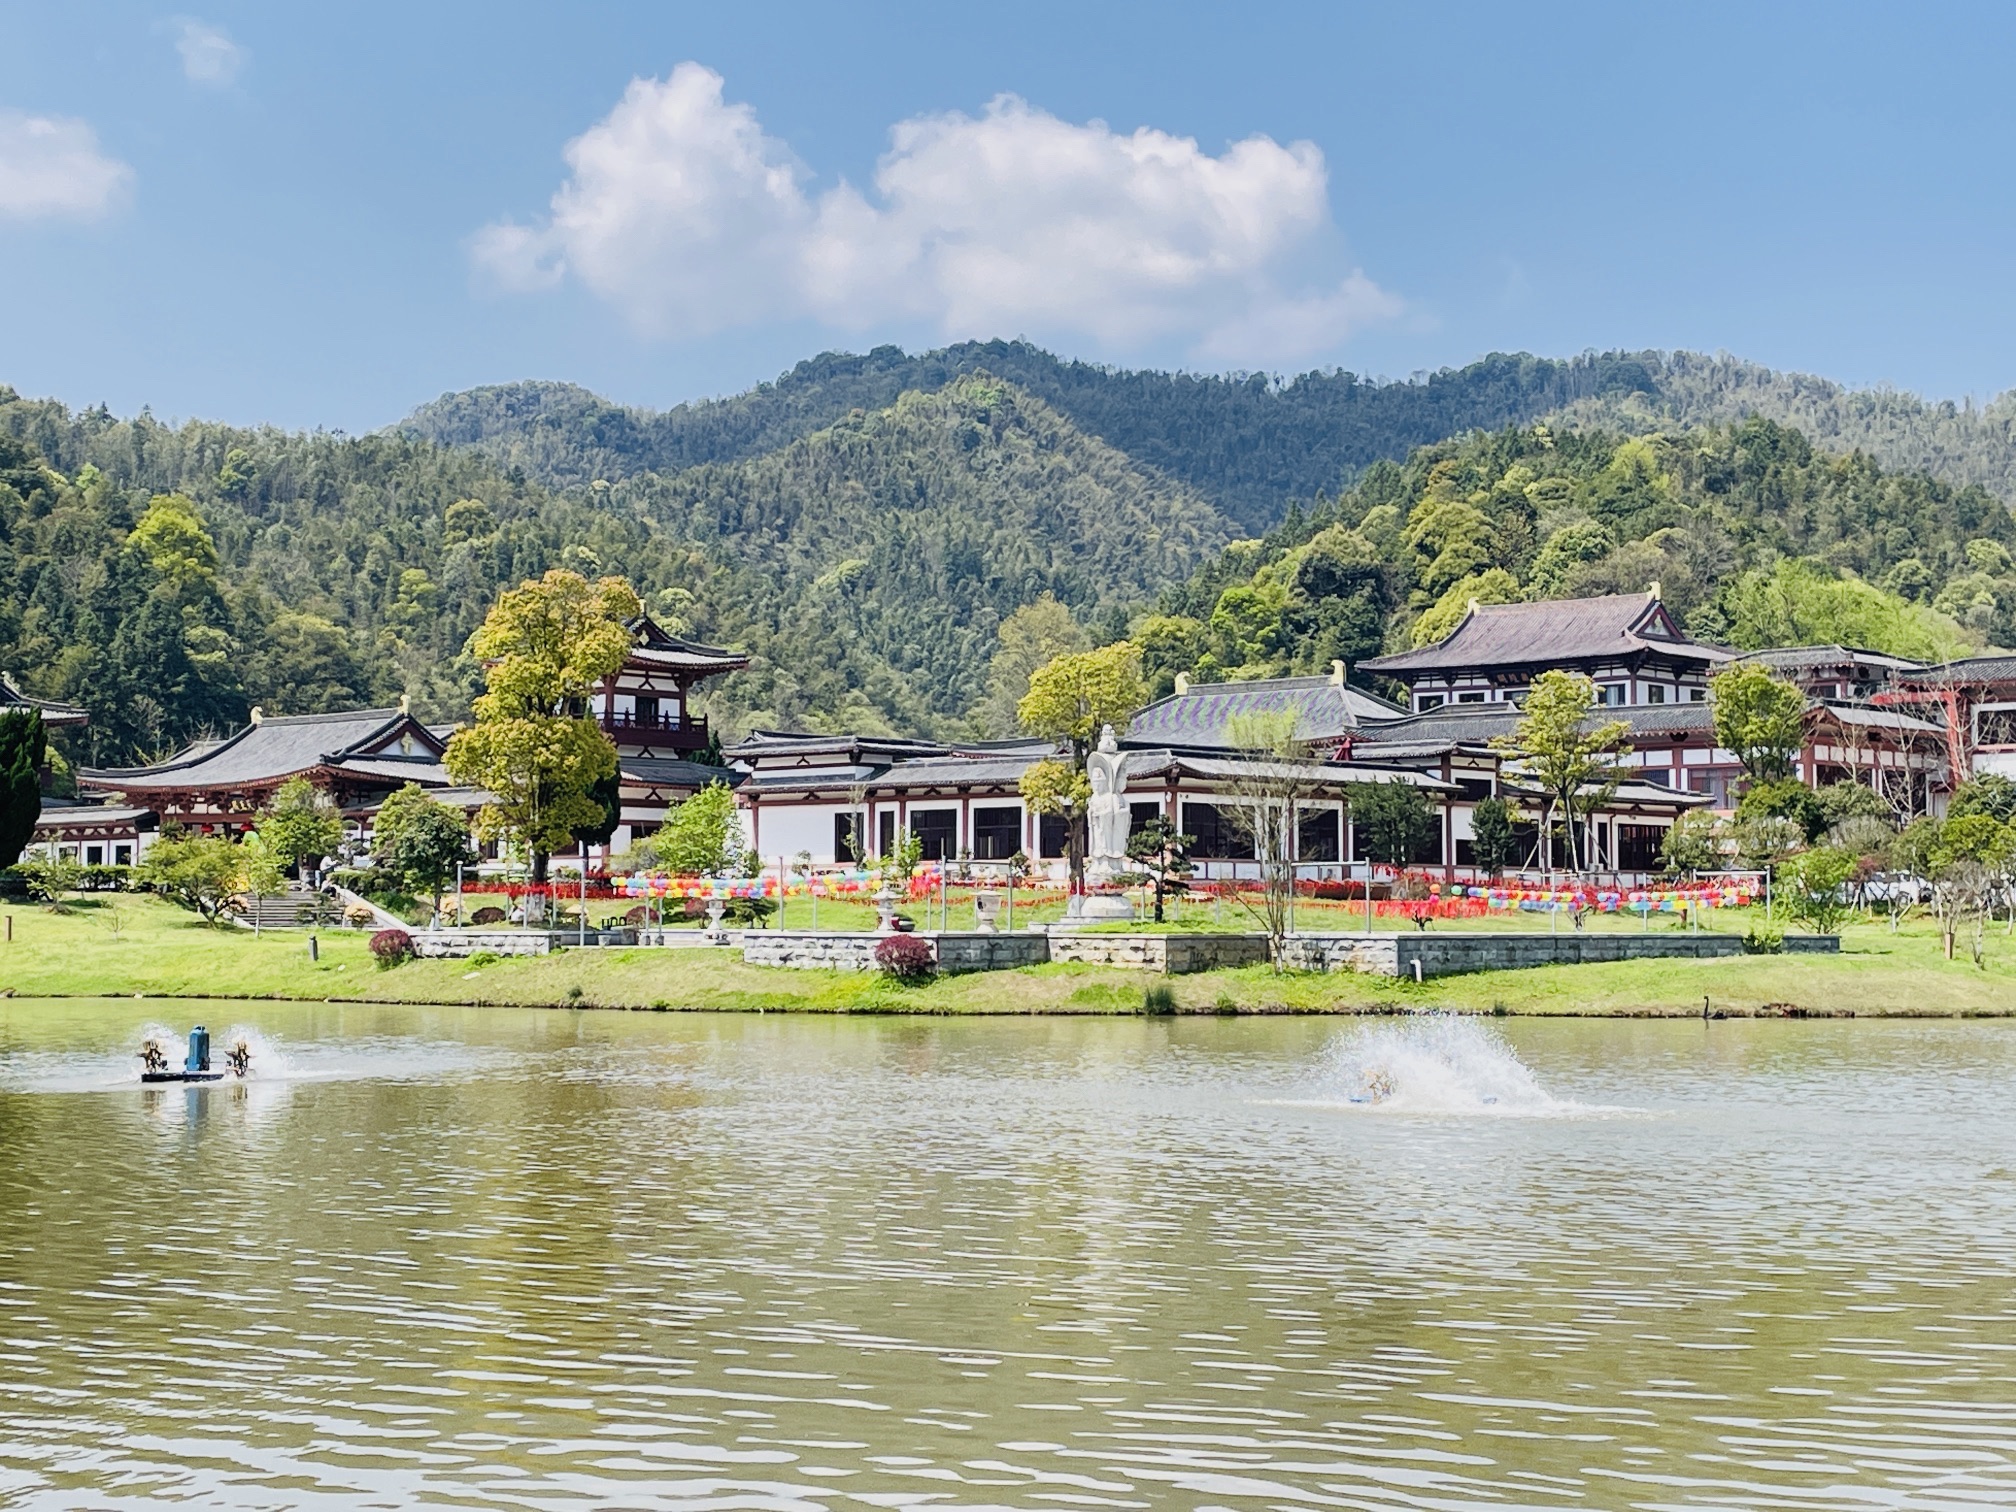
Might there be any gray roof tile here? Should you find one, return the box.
[1361,592,1731,675]
[1126,675,1402,746]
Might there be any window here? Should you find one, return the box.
[1617,824,1665,872]
[1978,707,2016,748]
[877,810,895,859]
[1416,693,1446,711]
[1129,801,1161,836]
[634,695,659,725]
[1456,692,1486,704]
[1687,686,1707,702]
[1038,813,1067,859]
[85,845,103,866]
[910,807,957,861]
[1183,802,1254,860]
[1597,683,1627,706]
[114,844,132,866]
[972,805,1021,860]
[1297,808,1340,862]
[834,813,864,864]
[1647,683,1667,704]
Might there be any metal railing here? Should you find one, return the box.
[600,711,708,745]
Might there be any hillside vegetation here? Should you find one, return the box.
[1560,351,2016,503]
[1145,417,2007,694]
[9,340,2016,767]
[0,376,1223,761]
[401,343,1660,535]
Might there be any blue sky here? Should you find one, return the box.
[3,2,2014,432]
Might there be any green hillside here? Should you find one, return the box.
[1558,351,2016,503]
[12,340,2016,771]
[1145,416,2010,698]
[400,342,1658,534]
[0,376,1223,762]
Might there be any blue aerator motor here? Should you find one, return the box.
[185,1025,211,1074]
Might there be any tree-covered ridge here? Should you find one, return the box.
[1557,351,2016,505]
[400,342,1660,534]
[407,345,2016,537]
[1142,416,2012,696]
[0,375,1224,762]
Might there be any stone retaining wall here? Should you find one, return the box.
[721,926,1836,979]
[740,931,1049,973]
[1280,931,1785,977]
[411,927,637,959]
[1047,932,1271,975]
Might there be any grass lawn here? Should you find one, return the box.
[1,892,2010,1017]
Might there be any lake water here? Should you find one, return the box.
[1,1001,2014,1511]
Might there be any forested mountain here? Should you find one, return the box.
[1141,416,2012,700]
[1558,352,2016,504]
[12,340,2016,771]
[0,376,1223,763]
[401,343,1660,534]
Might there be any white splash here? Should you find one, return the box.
[1317,1015,1585,1117]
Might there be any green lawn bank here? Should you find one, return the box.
[4,893,2015,1017]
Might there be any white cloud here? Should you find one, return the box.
[0,110,132,221]
[474,63,1399,364]
[174,19,246,87]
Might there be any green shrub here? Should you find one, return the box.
[1742,923,1785,954]
[1142,984,1178,1015]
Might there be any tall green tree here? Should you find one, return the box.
[1468,795,1517,878]
[445,570,640,882]
[1348,779,1439,868]
[256,775,346,875]
[0,710,45,870]
[978,595,1087,737]
[654,781,743,877]
[1491,671,1630,874]
[372,782,476,919]
[1710,664,1807,785]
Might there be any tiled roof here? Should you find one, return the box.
[1818,702,1943,734]
[1360,592,1732,675]
[627,616,749,673]
[1352,699,1720,754]
[619,757,743,789]
[0,675,87,726]
[1737,644,1924,674]
[1895,656,2016,686]
[1132,752,1454,791]
[31,804,158,830]
[727,730,953,764]
[1126,675,1403,747]
[81,708,439,790]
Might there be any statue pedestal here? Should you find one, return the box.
[1073,892,1136,922]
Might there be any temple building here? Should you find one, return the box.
[34,583,1974,886]
[592,618,749,855]
[1359,591,1730,710]
[78,704,456,835]
[728,728,1461,882]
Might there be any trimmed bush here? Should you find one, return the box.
[873,932,936,982]
[469,905,507,925]
[369,928,414,968]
